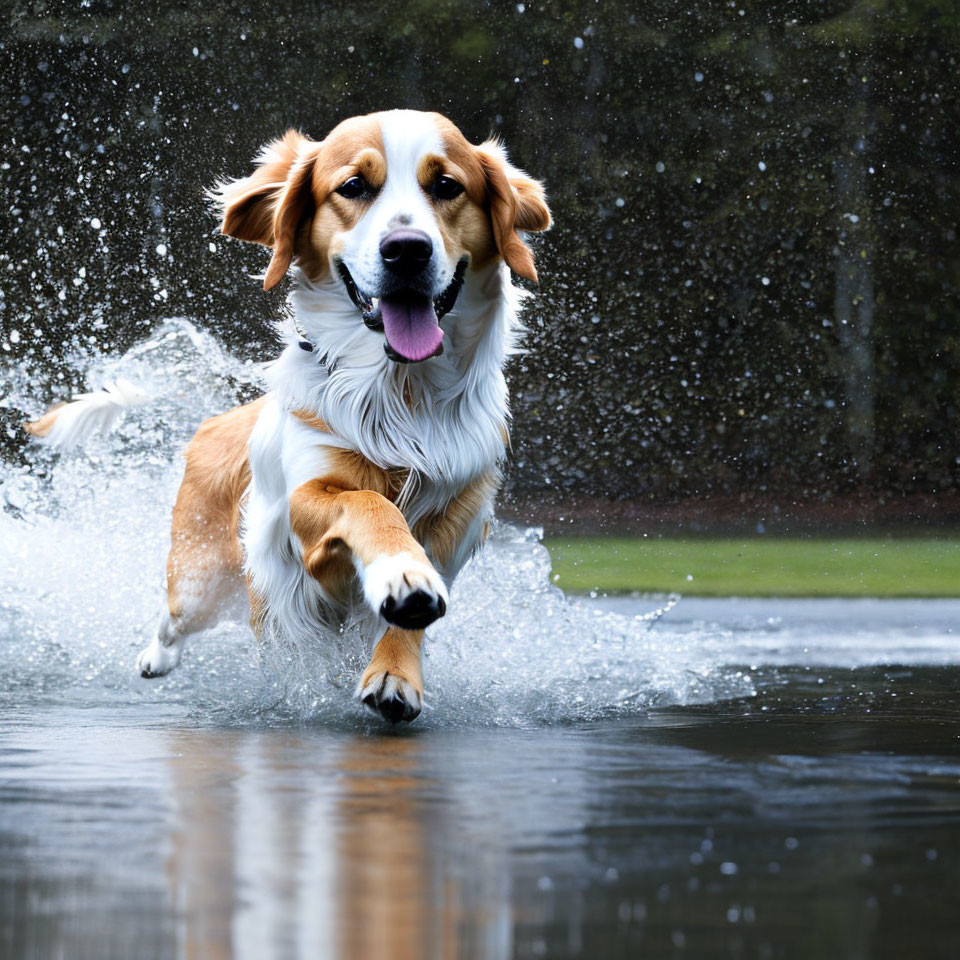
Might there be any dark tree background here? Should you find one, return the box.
[1,0,958,531]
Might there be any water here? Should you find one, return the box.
[2,327,959,958]
[2,639,959,959]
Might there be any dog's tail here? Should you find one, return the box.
[24,379,149,451]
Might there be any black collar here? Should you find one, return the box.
[297,337,337,373]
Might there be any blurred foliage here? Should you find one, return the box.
[1,0,958,515]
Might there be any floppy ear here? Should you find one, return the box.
[260,152,319,290]
[477,140,551,283]
[212,129,319,291]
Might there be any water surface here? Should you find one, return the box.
[2,597,959,960]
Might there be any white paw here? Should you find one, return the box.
[136,635,182,679]
[361,552,449,629]
[357,670,423,724]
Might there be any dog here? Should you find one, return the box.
[26,109,551,723]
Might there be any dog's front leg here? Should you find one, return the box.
[358,627,425,723]
[289,479,447,722]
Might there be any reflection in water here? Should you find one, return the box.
[163,730,512,960]
[2,658,960,959]
[164,729,244,960]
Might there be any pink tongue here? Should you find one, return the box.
[379,292,443,362]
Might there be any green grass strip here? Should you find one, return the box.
[543,537,960,597]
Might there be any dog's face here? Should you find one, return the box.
[216,110,550,362]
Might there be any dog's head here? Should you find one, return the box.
[214,110,550,363]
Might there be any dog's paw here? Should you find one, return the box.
[136,636,182,679]
[362,552,449,630]
[357,670,422,724]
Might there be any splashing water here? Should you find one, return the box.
[0,320,753,727]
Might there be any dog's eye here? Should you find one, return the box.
[336,176,368,199]
[433,175,465,201]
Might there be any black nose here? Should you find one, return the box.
[380,229,432,278]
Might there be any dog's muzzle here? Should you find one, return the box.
[336,259,468,364]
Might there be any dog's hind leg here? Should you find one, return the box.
[137,543,242,678]
[136,400,261,678]
[137,608,189,679]
[136,571,235,678]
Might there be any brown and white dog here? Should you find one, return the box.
[27,109,550,723]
